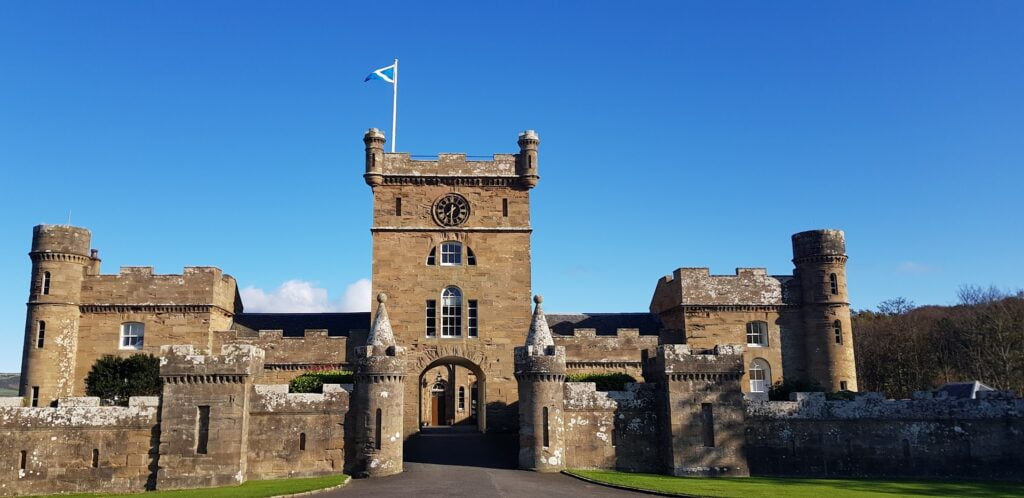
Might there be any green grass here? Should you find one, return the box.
[0,373,19,397]
[31,474,347,498]
[566,470,1024,498]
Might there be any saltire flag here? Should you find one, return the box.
[365,64,396,83]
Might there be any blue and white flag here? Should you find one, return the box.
[365,64,396,83]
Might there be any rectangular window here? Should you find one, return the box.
[502,198,509,217]
[701,403,715,447]
[120,322,145,350]
[542,406,550,448]
[395,197,402,216]
[425,300,436,337]
[299,433,306,451]
[36,321,45,348]
[20,450,27,471]
[829,273,839,295]
[440,242,462,266]
[746,321,768,347]
[41,272,51,295]
[196,406,210,454]
[840,381,849,391]
[30,386,39,407]
[468,300,478,337]
[375,409,382,450]
[92,449,99,468]
[749,367,767,393]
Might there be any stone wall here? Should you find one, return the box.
[247,384,348,479]
[554,328,658,379]
[0,396,160,496]
[212,329,353,384]
[562,382,660,472]
[746,391,1024,480]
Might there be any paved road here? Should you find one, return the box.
[318,430,639,497]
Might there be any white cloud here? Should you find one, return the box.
[241,278,371,313]
[896,261,932,275]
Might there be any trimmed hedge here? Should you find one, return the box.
[565,372,636,391]
[85,354,163,406]
[289,370,355,393]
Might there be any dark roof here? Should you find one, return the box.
[232,312,370,337]
[546,312,662,336]
[935,381,993,399]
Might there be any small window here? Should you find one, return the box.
[440,242,462,266]
[299,433,306,451]
[425,300,436,337]
[834,320,843,345]
[92,448,99,468]
[196,406,210,454]
[467,247,477,266]
[36,321,45,348]
[749,359,770,393]
[542,406,550,448]
[395,197,402,216]
[31,386,39,407]
[20,450,27,471]
[441,287,462,337]
[426,247,436,266]
[829,273,839,295]
[746,321,768,347]
[120,322,144,350]
[42,271,51,295]
[701,403,715,447]
[375,408,382,450]
[840,381,849,391]
[468,300,478,337]
[502,198,509,217]
[458,386,465,411]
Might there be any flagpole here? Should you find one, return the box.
[391,58,398,153]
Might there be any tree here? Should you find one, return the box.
[84,354,163,405]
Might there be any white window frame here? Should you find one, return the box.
[749,359,770,393]
[458,386,465,411]
[467,299,478,337]
[746,321,768,347]
[440,287,462,337]
[120,322,145,350]
[440,242,462,266]
[425,300,437,337]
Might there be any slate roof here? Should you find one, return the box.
[232,312,370,337]
[935,381,994,399]
[546,312,662,336]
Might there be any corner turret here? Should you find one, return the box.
[516,130,540,188]
[514,295,566,471]
[363,128,386,187]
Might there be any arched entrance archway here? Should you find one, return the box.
[417,356,486,433]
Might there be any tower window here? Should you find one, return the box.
[440,242,462,266]
[701,403,715,447]
[395,197,402,216]
[467,247,477,266]
[834,320,843,345]
[542,406,550,448]
[120,322,145,350]
[20,450,27,471]
[92,448,99,468]
[196,406,210,454]
[426,247,436,266]
[840,381,849,391]
[31,386,39,407]
[299,433,306,451]
[36,321,45,348]
[749,359,770,393]
[375,408,382,450]
[425,300,437,337]
[41,271,51,295]
[441,287,462,337]
[745,321,768,347]
[458,386,465,411]
[502,198,509,217]
[829,273,839,295]
[468,300,478,337]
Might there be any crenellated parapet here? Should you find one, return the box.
[158,344,264,381]
[646,344,745,385]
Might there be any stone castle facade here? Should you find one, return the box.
[3,130,1020,495]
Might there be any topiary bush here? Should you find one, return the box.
[565,372,637,391]
[84,354,163,406]
[289,370,355,393]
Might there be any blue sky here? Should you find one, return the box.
[1,2,1022,372]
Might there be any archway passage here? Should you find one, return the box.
[417,356,486,432]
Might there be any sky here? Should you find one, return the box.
[0,1,1022,372]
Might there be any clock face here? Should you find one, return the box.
[433,193,471,227]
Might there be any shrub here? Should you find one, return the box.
[289,370,355,393]
[565,372,636,391]
[84,354,162,406]
[768,378,825,401]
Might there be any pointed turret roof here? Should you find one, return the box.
[367,293,396,349]
[525,295,554,349]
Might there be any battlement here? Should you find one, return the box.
[159,344,265,378]
[80,266,239,312]
[647,344,745,377]
[746,391,1024,420]
[651,267,797,312]
[250,384,350,413]
[31,224,92,256]
[564,382,657,412]
[380,152,519,177]
[0,396,159,427]
[792,229,846,261]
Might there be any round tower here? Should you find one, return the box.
[792,229,857,392]
[363,128,386,187]
[516,130,540,189]
[351,293,405,477]
[21,224,92,406]
[514,295,566,472]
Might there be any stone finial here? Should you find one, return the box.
[367,293,395,349]
[525,294,554,349]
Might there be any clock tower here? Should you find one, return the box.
[364,128,539,434]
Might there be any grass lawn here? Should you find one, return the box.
[566,470,1024,498]
[30,474,347,498]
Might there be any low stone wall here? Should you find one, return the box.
[562,382,660,472]
[745,391,1024,480]
[213,329,353,384]
[247,384,350,480]
[0,396,160,496]
[555,328,657,379]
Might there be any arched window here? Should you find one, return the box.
[834,320,843,345]
[120,322,145,350]
[299,432,306,451]
[36,321,45,349]
[829,273,839,295]
[41,271,51,295]
[467,247,477,266]
[426,247,436,266]
[746,321,768,347]
[458,386,465,411]
[441,287,462,337]
[440,241,462,266]
[749,359,770,393]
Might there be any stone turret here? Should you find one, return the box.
[516,130,540,188]
[792,229,857,391]
[514,295,566,471]
[350,293,405,477]
[363,128,386,187]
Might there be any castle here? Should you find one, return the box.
[2,130,1020,495]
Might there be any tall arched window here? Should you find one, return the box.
[746,321,768,347]
[833,320,843,345]
[441,287,462,337]
[441,241,462,266]
[299,432,306,451]
[829,273,839,295]
[41,271,51,295]
[36,321,45,349]
[749,359,770,393]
